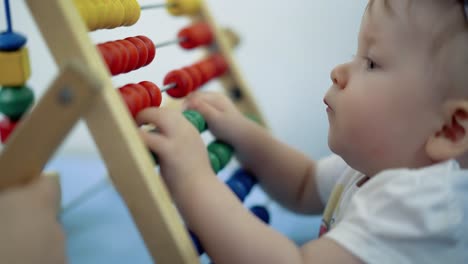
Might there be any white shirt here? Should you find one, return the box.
[315,154,468,264]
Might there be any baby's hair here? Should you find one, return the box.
[464,0,468,19]
[365,0,468,97]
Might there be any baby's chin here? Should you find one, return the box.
[327,131,344,156]
[327,137,373,173]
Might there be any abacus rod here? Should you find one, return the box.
[161,82,177,93]
[155,36,186,48]
[61,177,110,214]
[140,3,176,10]
[4,0,12,32]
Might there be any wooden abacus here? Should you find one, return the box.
[0,0,267,263]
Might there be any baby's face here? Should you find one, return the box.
[323,0,457,175]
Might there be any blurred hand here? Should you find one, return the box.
[137,107,215,198]
[0,174,66,264]
[184,92,254,145]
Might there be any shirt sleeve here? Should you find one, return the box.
[325,162,467,264]
[315,154,349,206]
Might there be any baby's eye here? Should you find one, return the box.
[366,57,378,70]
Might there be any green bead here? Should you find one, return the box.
[183,110,207,133]
[183,113,202,132]
[0,86,34,120]
[207,140,233,169]
[208,151,221,173]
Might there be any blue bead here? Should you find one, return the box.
[226,179,249,201]
[226,169,258,201]
[233,169,257,187]
[250,205,270,224]
[0,31,27,51]
[189,230,204,255]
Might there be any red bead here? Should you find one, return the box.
[164,70,194,98]
[136,35,156,66]
[126,83,151,110]
[97,44,114,73]
[100,43,123,75]
[182,66,203,91]
[118,87,137,117]
[0,118,18,143]
[110,41,130,75]
[125,37,148,69]
[119,40,140,73]
[194,65,209,86]
[118,86,142,117]
[178,22,213,50]
[209,54,228,76]
[196,59,217,83]
[139,81,162,107]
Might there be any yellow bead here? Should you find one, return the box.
[104,0,118,28]
[126,0,141,26]
[167,0,201,16]
[75,0,98,31]
[86,2,100,31]
[110,0,126,28]
[99,0,111,29]
[0,48,31,86]
[119,0,140,26]
[119,0,132,26]
[92,0,107,29]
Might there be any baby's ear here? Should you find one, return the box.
[426,100,468,161]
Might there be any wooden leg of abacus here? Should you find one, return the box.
[24,0,200,263]
[197,0,268,128]
[0,62,100,188]
[20,0,271,262]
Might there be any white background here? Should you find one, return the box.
[0,0,367,160]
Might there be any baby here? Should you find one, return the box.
[139,0,468,263]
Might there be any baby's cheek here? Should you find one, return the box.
[341,106,388,154]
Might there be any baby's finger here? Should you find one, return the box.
[188,99,221,124]
[139,129,169,156]
[185,92,229,111]
[136,107,180,135]
[31,173,62,215]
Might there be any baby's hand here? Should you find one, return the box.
[137,107,215,198]
[184,92,252,145]
[0,175,66,264]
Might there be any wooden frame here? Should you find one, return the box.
[0,0,269,263]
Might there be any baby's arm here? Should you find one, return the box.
[138,105,363,264]
[177,174,362,264]
[184,92,323,214]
